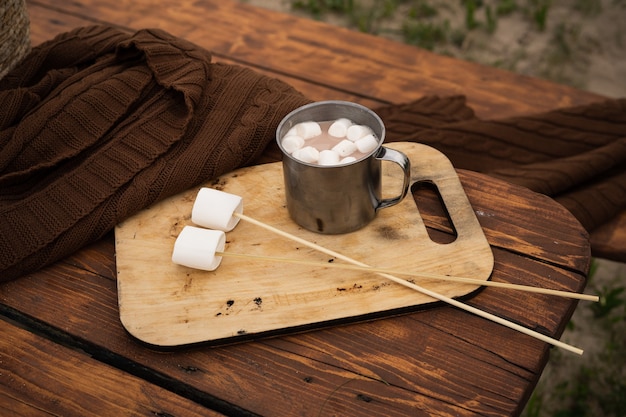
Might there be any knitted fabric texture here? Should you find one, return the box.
[0,26,311,281]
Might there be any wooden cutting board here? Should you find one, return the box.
[115,142,494,347]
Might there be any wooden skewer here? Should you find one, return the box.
[232,212,585,355]
[215,251,598,302]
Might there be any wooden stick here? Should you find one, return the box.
[233,212,585,355]
[215,251,598,301]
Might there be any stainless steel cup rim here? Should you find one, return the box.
[276,100,386,167]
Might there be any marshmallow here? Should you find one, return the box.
[346,124,373,142]
[294,121,322,139]
[339,156,357,164]
[355,134,379,154]
[331,139,357,157]
[192,187,243,232]
[281,135,305,154]
[328,118,353,138]
[318,149,341,166]
[293,146,319,163]
[172,226,225,271]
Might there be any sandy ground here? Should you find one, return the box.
[242,0,626,98]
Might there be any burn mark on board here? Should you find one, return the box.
[215,299,236,317]
[182,274,193,291]
[211,176,227,190]
[250,296,264,312]
[337,283,363,292]
[372,281,391,291]
[215,297,265,316]
[376,225,407,240]
[169,219,187,237]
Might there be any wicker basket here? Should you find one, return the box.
[0,0,30,80]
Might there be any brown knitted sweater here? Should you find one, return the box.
[0,26,311,281]
[375,96,626,236]
[1,26,625,281]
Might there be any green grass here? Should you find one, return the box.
[291,0,406,32]
[286,0,565,54]
[402,20,451,50]
[283,0,615,98]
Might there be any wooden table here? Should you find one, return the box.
[1,1,598,416]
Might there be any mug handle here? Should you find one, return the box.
[375,146,411,210]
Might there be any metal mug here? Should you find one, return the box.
[276,100,411,234]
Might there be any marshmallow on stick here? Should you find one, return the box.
[192,187,243,232]
[172,226,225,271]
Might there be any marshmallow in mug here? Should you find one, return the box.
[281,118,379,166]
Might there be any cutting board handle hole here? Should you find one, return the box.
[411,181,457,244]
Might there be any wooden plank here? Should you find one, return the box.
[0,318,226,417]
[0,264,541,417]
[0,170,589,417]
[26,0,605,119]
[23,1,384,109]
[443,173,591,273]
